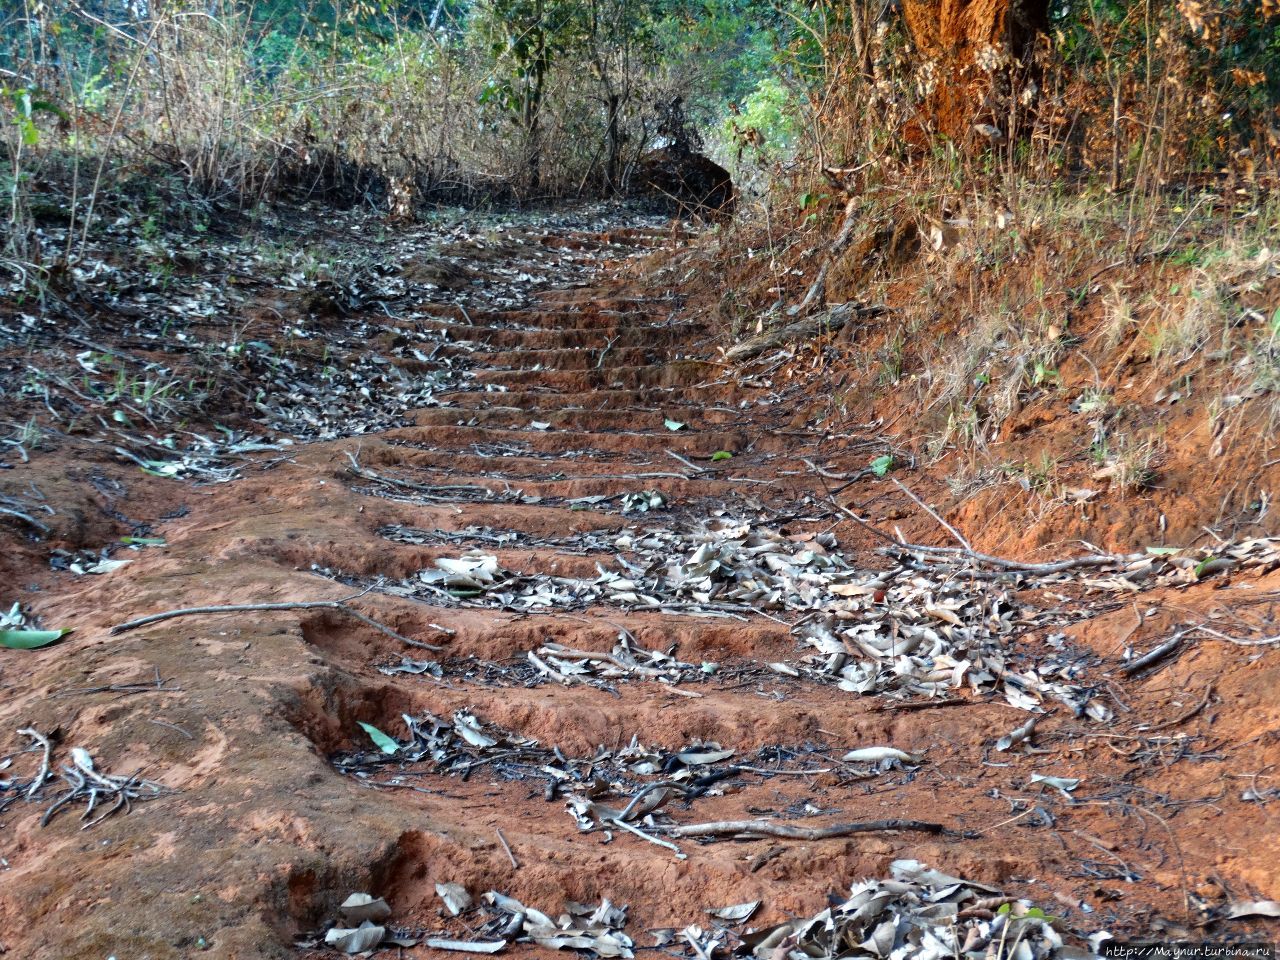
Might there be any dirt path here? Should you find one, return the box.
[1,211,1278,958]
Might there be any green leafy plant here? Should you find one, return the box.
[0,628,71,650]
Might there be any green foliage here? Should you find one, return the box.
[0,628,71,650]
[724,75,798,161]
[0,0,797,234]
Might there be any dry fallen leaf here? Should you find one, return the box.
[1226,900,1280,920]
[437,882,474,916]
[339,892,392,923]
[325,921,386,953]
[706,900,760,922]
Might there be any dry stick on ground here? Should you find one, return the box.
[665,449,706,474]
[17,727,54,800]
[890,540,1124,575]
[891,478,973,552]
[345,450,492,500]
[610,817,686,858]
[1121,632,1185,676]
[1190,623,1280,647]
[0,505,51,536]
[831,498,1123,576]
[111,594,443,651]
[726,304,861,362]
[872,696,967,713]
[669,818,948,840]
[495,828,519,869]
[1147,683,1214,732]
[788,196,859,317]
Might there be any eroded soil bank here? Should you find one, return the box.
[1,206,1277,959]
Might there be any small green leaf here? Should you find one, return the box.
[870,454,894,477]
[710,450,733,461]
[0,628,71,650]
[664,419,687,432]
[112,410,132,425]
[1193,556,1219,578]
[17,116,39,147]
[357,721,399,755]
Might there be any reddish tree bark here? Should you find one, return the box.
[899,0,1049,141]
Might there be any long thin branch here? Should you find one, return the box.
[891,478,972,552]
[111,596,442,650]
[832,495,1125,576]
[18,727,54,800]
[1121,632,1184,676]
[0,505,51,536]
[611,817,686,858]
[668,818,947,840]
[788,195,859,317]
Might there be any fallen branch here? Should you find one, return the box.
[831,495,1126,577]
[1147,682,1214,732]
[111,594,442,651]
[665,449,706,474]
[611,817,686,858]
[1189,623,1280,647]
[1121,633,1184,676]
[788,196,858,317]
[872,696,967,713]
[0,505,51,536]
[668,818,947,840]
[891,478,972,552]
[726,302,874,363]
[495,827,519,869]
[17,727,54,800]
[345,450,492,501]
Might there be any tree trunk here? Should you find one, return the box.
[604,93,622,194]
[898,0,1049,141]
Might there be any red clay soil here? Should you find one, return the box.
[0,214,1278,959]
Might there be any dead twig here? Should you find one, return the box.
[668,818,947,840]
[59,667,181,697]
[495,828,519,869]
[833,496,1123,575]
[17,727,54,800]
[38,746,167,829]
[345,450,492,502]
[1189,623,1280,647]
[1121,633,1185,676]
[110,593,442,651]
[0,505,51,536]
[890,478,972,552]
[871,696,967,713]
[610,817,686,859]
[148,718,195,740]
[1147,683,1214,732]
[665,449,706,474]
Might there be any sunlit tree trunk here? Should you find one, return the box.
[898,0,1049,140]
